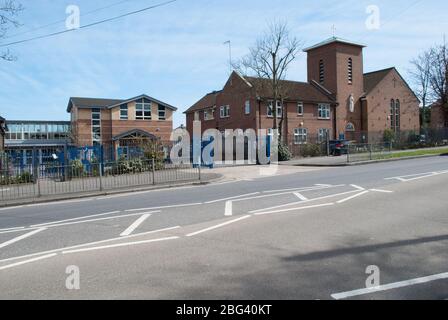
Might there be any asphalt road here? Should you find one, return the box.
[0,156,447,300]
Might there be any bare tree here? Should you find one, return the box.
[234,21,302,143]
[428,41,448,112]
[410,51,433,127]
[0,0,23,61]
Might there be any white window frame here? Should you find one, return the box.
[120,104,128,120]
[318,128,330,142]
[318,104,331,120]
[245,100,251,115]
[204,109,214,121]
[267,101,283,118]
[220,105,230,118]
[294,128,308,145]
[158,106,166,121]
[136,101,152,120]
[92,108,102,144]
[297,102,304,116]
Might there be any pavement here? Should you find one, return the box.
[282,145,448,167]
[0,156,447,299]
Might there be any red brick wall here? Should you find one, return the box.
[431,103,448,129]
[307,42,364,137]
[364,69,420,136]
[72,105,174,147]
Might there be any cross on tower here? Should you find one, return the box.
[332,25,336,37]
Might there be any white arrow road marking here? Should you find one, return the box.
[0,253,57,271]
[385,169,448,182]
[294,192,308,201]
[250,190,360,214]
[350,184,366,191]
[0,228,46,249]
[331,271,448,300]
[120,214,152,237]
[253,203,335,216]
[337,191,369,204]
[186,215,251,237]
[62,237,179,255]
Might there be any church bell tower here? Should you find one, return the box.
[304,37,366,139]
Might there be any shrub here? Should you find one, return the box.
[70,159,85,177]
[300,144,322,158]
[278,143,292,161]
[383,129,395,144]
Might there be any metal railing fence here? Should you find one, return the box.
[0,158,200,203]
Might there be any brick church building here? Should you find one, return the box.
[185,37,420,153]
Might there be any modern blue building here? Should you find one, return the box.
[4,120,71,167]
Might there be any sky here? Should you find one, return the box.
[0,0,447,128]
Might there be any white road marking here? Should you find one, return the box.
[0,226,181,264]
[186,215,251,237]
[62,237,179,255]
[350,184,366,191]
[331,271,448,300]
[27,199,94,207]
[125,203,202,212]
[262,185,344,194]
[224,201,233,216]
[30,211,121,227]
[250,190,360,214]
[336,191,370,204]
[120,214,151,237]
[385,169,448,182]
[204,192,260,204]
[0,206,24,211]
[38,211,159,229]
[0,227,25,232]
[0,188,10,192]
[253,203,335,216]
[370,189,394,193]
[0,253,57,271]
[0,228,46,249]
[294,192,308,201]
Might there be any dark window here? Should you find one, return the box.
[120,104,128,120]
[319,60,324,84]
[348,58,353,84]
[158,106,166,121]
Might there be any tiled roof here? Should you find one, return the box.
[184,91,221,114]
[244,76,334,103]
[363,67,395,94]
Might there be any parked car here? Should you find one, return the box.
[329,140,352,156]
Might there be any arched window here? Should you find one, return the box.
[346,122,355,132]
[348,58,353,84]
[395,99,400,130]
[390,99,395,129]
[319,60,324,84]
